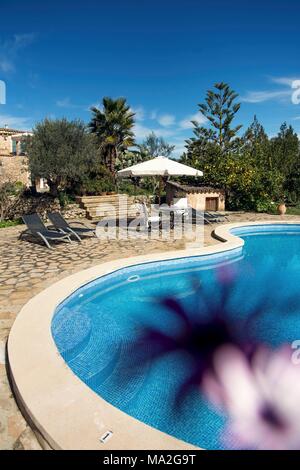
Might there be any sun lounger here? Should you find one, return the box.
[20,213,72,249]
[47,212,96,241]
[205,211,229,222]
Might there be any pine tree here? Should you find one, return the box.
[198,82,242,152]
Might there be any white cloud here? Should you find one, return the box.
[56,97,92,110]
[0,34,35,73]
[179,112,207,129]
[134,123,176,140]
[56,97,84,109]
[0,114,31,130]
[130,106,145,121]
[240,90,291,103]
[133,123,154,140]
[149,110,158,120]
[132,108,173,126]
[171,144,187,159]
[14,33,36,49]
[270,76,298,86]
[240,76,300,104]
[157,113,175,127]
[0,59,14,73]
[56,97,73,108]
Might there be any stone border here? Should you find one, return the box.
[7,221,300,450]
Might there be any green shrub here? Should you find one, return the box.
[58,192,76,208]
[70,163,116,196]
[79,175,116,195]
[255,199,276,213]
[0,218,22,228]
[286,206,300,215]
[118,180,154,197]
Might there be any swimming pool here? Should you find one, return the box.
[51,224,300,450]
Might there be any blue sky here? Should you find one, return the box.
[0,0,300,156]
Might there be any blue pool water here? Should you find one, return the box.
[51,225,300,449]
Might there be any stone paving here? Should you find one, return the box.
[0,212,299,450]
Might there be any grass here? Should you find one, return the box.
[0,219,22,228]
[286,207,300,216]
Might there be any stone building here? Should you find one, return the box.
[166,181,225,211]
[0,126,32,186]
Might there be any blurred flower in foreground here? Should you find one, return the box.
[202,345,300,450]
[135,266,256,402]
[127,265,300,449]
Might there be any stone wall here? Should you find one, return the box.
[4,196,86,221]
[0,156,30,186]
[6,195,60,221]
[166,182,226,211]
[0,135,12,156]
[61,203,86,220]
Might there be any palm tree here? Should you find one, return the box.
[89,97,135,175]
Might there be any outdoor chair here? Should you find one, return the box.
[47,212,96,241]
[162,198,190,229]
[190,209,218,225]
[205,211,229,222]
[140,202,161,231]
[20,213,72,249]
[203,211,224,223]
[173,197,189,217]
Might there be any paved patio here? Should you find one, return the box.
[0,212,299,450]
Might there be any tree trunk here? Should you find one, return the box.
[48,180,59,197]
[109,147,117,175]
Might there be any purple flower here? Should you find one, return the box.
[134,275,256,403]
[202,344,300,449]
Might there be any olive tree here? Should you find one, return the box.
[27,118,97,196]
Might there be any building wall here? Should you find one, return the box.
[166,183,225,211]
[0,134,12,156]
[187,192,225,211]
[0,156,30,186]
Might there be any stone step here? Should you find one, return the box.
[76,194,140,220]
[81,203,138,210]
[81,198,137,205]
[84,204,139,211]
[78,195,133,203]
[87,213,140,220]
[87,206,141,213]
[88,209,141,217]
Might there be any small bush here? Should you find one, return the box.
[79,176,115,195]
[118,180,154,197]
[0,218,22,228]
[255,199,276,213]
[58,192,76,208]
